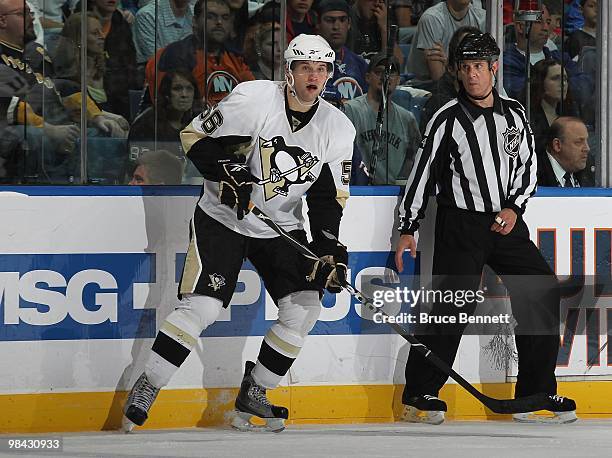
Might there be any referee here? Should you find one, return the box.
[394,32,576,425]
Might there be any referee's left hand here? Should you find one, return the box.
[491,208,517,235]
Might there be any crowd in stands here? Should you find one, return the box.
[0,0,599,187]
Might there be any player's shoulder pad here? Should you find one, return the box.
[319,98,357,138]
[231,79,280,99]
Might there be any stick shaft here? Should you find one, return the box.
[249,203,550,414]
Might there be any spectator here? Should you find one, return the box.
[128,149,184,185]
[544,0,564,48]
[316,0,368,104]
[133,0,193,66]
[249,0,281,25]
[0,0,125,181]
[119,0,139,18]
[503,4,589,107]
[347,0,386,60]
[0,65,29,181]
[89,0,140,119]
[419,25,480,132]
[244,21,281,80]
[55,12,106,105]
[537,116,588,187]
[406,0,485,82]
[393,0,413,27]
[227,0,249,50]
[54,12,130,137]
[526,59,578,156]
[410,1,440,25]
[567,0,597,59]
[286,0,316,43]
[145,0,254,108]
[129,70,199,159]
[503,0,513,25]
[33,0,78,54]
[343,53,421,184]
[564,0,584,35]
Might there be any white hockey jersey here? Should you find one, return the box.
[181,80,356,238]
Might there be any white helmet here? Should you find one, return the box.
[284,34,335,74]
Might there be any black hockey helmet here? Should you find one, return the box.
[455,32,500,64]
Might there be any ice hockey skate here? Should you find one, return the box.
[122,372,161,433]
[512,395,577,424]
[400,395,447,425]
[230,361,289,433]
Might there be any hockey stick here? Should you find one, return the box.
[255,158,318,185]
[248,203,551,414]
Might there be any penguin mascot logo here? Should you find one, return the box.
[258,136,319,200]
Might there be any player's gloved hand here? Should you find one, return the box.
[307,237,348,294]
[218,158,253,220]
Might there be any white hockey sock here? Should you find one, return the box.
[252,360,283,389]
[145,295,222,388]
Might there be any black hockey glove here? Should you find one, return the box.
[218,158,253,220]
[307,237,348,294]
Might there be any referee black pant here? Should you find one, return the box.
[403,205,561,403]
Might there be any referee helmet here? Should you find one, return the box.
[455,32,500,64]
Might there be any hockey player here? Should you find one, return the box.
[394,32,577,425]
[122,34,355,432]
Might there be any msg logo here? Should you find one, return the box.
[0,269,118,325]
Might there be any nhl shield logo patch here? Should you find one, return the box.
[502,127,522,158]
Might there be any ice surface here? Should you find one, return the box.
[2,420,611,458]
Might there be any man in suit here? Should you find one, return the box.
[537,116,589,187]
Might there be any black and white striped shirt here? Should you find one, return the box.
[399,88,537,235]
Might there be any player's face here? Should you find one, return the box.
[366,64,400,96]
[317,11,350,51]
[542,64,568,105]
[169,74,195,113]
[129,165,150,185]
[290,61,329,103]
[557,122,589,173]
[458,60,497,99]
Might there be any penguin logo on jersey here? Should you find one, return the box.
[502,126,522,158]
[208,273,226,291]
[258,136,319,200]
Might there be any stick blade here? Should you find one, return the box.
[488,393,550,414]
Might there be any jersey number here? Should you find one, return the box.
[200,109,224,135]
